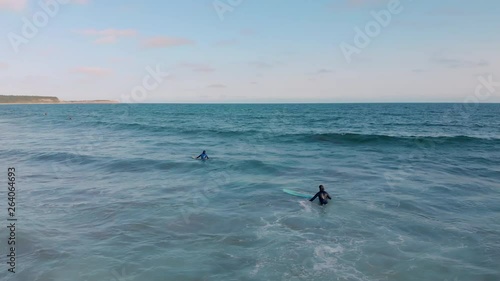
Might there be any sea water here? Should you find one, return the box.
[0,103,499,281]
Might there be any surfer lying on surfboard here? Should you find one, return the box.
[309,185,331,205]
[196,150,209,160]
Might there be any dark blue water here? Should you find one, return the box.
[1,103,499,281]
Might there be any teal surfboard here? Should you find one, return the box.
[283,189,311,199]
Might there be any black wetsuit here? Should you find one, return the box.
[309,191,331,205]
[197,153,208,160]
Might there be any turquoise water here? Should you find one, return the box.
[0,103,499,280]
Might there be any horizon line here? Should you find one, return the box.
[3,101,500,105]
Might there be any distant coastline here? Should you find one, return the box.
[59,100,120,104]
[0,95,119,104]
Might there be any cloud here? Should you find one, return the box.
[179,63,215,73]
[347,0,389,8]
[316,69,334,74]
[307,69,334,76]
[70,67,113,76]
[0,0,26,11]
[348,0,385,6]
[328,0,385,11]
[0,62,8,70]
[74,29,138,44]
[248,60,285,70]
[76,29,137,37]
[431,55,489,68]
[207,84,226,89]
[240,29,255,36]
[141,36,194,49]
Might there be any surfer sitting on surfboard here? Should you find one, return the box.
[309,185,331,205]
[196,150,209,160]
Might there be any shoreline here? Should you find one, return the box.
[0,101,119,105]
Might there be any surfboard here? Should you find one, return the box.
[192,156,208,160]
[282,188,311,199]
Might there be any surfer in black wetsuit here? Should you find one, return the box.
[196,150,209,160]
[309,185,331,205]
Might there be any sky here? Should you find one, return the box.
[0,0,499,103]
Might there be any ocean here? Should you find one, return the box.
[0,103,499,281]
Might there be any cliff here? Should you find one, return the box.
[0,95,60,104]
[0,95,119,104]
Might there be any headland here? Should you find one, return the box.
[0,95,119,104]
